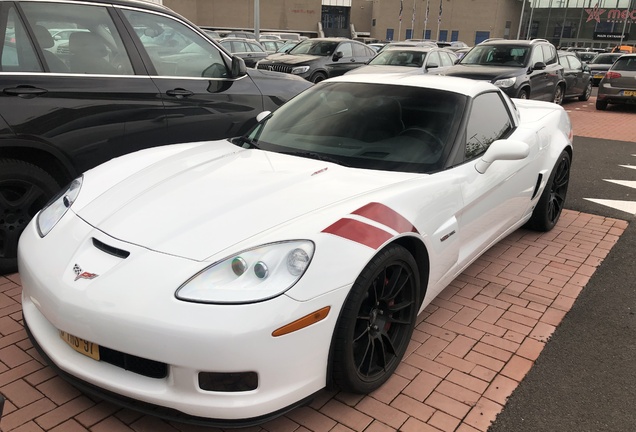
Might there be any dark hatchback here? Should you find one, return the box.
[256,38,376,83]
[443,39,565,103]
[0,0,311,274]
[558,51,593,101]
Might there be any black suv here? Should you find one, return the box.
[443,39,565,103]
[256,38,376,83]
[0,0,312,274]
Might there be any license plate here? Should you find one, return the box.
[593,74,604,79]
[623,90,636,97]
[59,330,100,361]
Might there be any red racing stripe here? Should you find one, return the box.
[322,218,393,249]
[352,202,418,234]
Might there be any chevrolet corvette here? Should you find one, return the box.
[18,74,573,427]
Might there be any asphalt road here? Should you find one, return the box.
[489,137,636,431]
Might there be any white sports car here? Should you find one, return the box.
[18,74,572,426]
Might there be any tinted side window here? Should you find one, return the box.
[440,52,454,67]
[1,6,41,72]
[530,45,544,65]
[338,42,353,57]
[248,42,265,53]
[21,2,134,75]
[465,92,513,159]
[427,51,441,67]
[542,44,557,65]
[568,55,582,70]
[123,9,226,78]
[352,42,369,57]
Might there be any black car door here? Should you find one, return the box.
[0,0,167,174]
[118,8,265,143]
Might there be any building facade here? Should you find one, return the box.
[162,0,633,49]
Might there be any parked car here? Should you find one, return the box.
[256,37,376,83]
[576,51,597,63]
[558,51,593,101]
[0,0,312,274]
[443,38,566,103]
[596,53,636,110]
[260,39,286,54]
[345,46,457,75]
[19,73,573,427]
[219,37,268,67]
[377,40,438,53]
[224,31,256,40]
[588,53,623,86]
[202,29,221,39]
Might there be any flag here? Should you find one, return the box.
[438,0,443,23]
[399,0,403,21]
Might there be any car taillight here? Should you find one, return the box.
[605,71,622,79]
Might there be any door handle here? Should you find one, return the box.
[3,86,48,98]
[166,88,194,98]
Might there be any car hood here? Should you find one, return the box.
[444,64,525,81]
[76,141,413,261]
[346,65,424,75]
[260,53,321,65]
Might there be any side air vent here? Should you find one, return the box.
[92,238,130,259]
[531,174,543,200]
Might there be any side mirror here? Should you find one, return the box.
[475,139,530,174]
[256,111,271,123]
[425,62,439,69]
[231,56,247,77]
[333,51,343,61]
[532,61,547,71]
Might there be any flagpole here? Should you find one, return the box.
[424,0,430,39]
[411,0,417,39]
[398,0,403,41]
[436,0,442,40]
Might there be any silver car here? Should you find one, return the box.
[596,54,636,110]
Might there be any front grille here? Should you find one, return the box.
[257,63,294,74]
[100,347,168,379]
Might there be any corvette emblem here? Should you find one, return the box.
[73,264,98,281]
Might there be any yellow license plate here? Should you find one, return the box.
[59,331,100,361]
[623,90,636,97]
[594,74,604,79]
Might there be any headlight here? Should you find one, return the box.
[176,240,315,304]
[36,177,82,237]
[291,65,310,74]
[493,77,517,88]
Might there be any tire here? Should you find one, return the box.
[330,244,420,393]
[517,89,529,99]
[553,85,564,105]
[526,150,571,232]
[596,99,608,110]
[311,72,327,83]
[0,159,60,274]
[579,81,592,101]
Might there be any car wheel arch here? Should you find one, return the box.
[0,141,76,186]
[325,237,428,392]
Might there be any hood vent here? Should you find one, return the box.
[92,238,130,259]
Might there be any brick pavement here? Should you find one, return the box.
[0,96,633,432]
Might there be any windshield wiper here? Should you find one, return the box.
[232,136,261,149]
[283,151,350,167]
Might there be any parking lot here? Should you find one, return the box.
[0,95,633,432]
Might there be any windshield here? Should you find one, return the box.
[289,40,339,56]
[369,50,427,67]
[237,82,467,173]
[591,54,621,64]
[460,45,529,66]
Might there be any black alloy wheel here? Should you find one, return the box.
[0,159,60,274]
[526,150,571,232]
[330,244,419,393]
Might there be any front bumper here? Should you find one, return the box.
[18,214,351,423]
